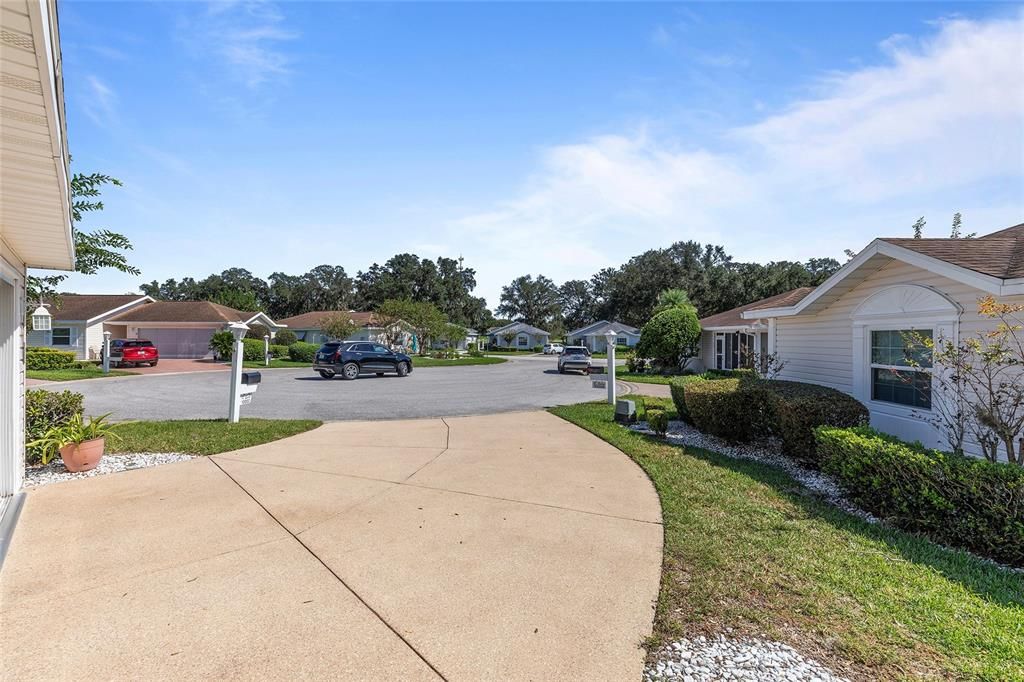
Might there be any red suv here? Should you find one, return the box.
[105,339,159,367]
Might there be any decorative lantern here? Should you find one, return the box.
[31,305,51,331]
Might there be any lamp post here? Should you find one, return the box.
[102,331,111,374]
[263,334,270,367]
[227,322,249,423]
[30,304,51,332]
[604,329,617,404]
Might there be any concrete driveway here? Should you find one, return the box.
[1,411,662,680]
[44,356,622,421]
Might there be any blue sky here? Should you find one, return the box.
[55,1,1023,308]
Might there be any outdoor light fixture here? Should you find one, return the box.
[31,305,51,331]
[604,329,618,404]
[228,321,249,341]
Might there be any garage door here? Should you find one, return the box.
[138,328,216,359]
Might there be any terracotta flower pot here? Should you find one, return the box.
[59,437,105,473]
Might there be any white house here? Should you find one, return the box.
[486,322,551,350]
[27,294,152,359]
[699,223,1024,458]
[276,311,417,350]
[1,0,75,553]
[566,320,640,352]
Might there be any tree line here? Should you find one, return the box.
[497,241,842,332]
[141,254,493,329]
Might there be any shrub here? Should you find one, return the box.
[244,323,270,340]
[273,329,297,346]
[646,408,669,437]
[669,375,707,424]
[683,378,769,442]
[209,330,234,360]
[241,338,266,361]
[269,344,289,358]
[467,346,484,357]
[26,347,76,371]
[625,352,647,373]
[815,426,1024,567]
[533,345,544,353]
[764,381,869,465]
[25,389,84,465]
[635,307,701,370]
[288,341,319,363]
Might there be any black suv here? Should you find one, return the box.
[313,342,413,380]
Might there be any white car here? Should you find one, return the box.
[557,346,591,374]
[543,343,564,355]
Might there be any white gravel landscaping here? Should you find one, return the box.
[629,419,878,523]
[645,634,848,682]
[24,453,195,488]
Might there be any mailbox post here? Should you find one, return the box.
[264,334,270,367]
[605,329,617,404]
[227,322,249,423]
[102,330,111,374]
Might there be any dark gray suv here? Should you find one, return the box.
[313,341,413,380]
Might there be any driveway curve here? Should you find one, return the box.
[43,356,622,422]
[3,411,663,680]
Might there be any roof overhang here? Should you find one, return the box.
[0,0,74,270]
[243,312,282,329]
[741,239,1024,321]
[84,296,154,325]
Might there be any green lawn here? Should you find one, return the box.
[243,359,308,368]
[28,366,138,381]
[484,350,538,355]
[614,371,678,385]
[550,400,1024,681]
[109,418,321,456]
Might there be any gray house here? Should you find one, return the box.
[566,320,640,352]
[487,322,550,350]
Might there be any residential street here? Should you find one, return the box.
[2,412,662,680]
[42,355,630,422]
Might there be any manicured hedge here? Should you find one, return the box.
[25,389,83,465]
[815,426,1024,567]
[682,378,868,460]
[240,338,267,361]
[764,381,869,465]
[26,347,76,371]
[288,341,319,363]
[669,375,709,424]
[269,344,290,358]
[272,329,297,346]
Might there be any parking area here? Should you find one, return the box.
[116,358,229,375]
[41,356,623,422]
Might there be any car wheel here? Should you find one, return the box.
[558,366,565,374]
[341,362,359,380]
[317,370,335,379]
[149,361,158,367]
[397,362,409,377]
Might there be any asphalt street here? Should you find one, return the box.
[44,355,626,422]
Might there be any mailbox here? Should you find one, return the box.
[240,371,262,385]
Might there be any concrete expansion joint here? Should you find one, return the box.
[208,457,450,682]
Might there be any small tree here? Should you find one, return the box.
[274,329,297,346]
[502,331,516,349]
[652,288,697,316]
[635,307,701,371]
[319,313,359,342]
[209,330,235,361]
[245,323,270,340]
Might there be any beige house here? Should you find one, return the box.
[27,294,152,359]
[698,223,1024,458]
[1,0,75,550]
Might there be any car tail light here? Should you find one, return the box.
[333,350,342,362]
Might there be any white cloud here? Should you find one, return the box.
[447,14,1024,306]
[82,75,119,128]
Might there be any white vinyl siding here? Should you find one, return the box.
[27,322,86,359]
[0,250,27,530]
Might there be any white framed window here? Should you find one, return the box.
[869,329,932,409]
[713,332,753,370]
[616,336,627,346]
[50,327,72,346]
[517,335,528,347]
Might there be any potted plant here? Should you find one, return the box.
[29,413,121,472]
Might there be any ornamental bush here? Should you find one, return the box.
[269,344,290,358]
[682,377,868,458]
[668,375,709,424]
[25,389,83,465]
[26,347,76,371]
[815,426,1024,567]
[646,408,669,437]
[288,341,319,363]
[635,307,701,370]
[273,329,297,346]
[765,381,868,465]
[240,338,266,361]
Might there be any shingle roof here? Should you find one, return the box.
[567,320,640,337]
[274,311,379,329]
[108,300,254,324]
[699,287,816,328]
[879,223,1024,279]
[46,294,149,321]
[488,321,550,336]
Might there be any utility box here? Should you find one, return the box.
[614,400,636,424]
